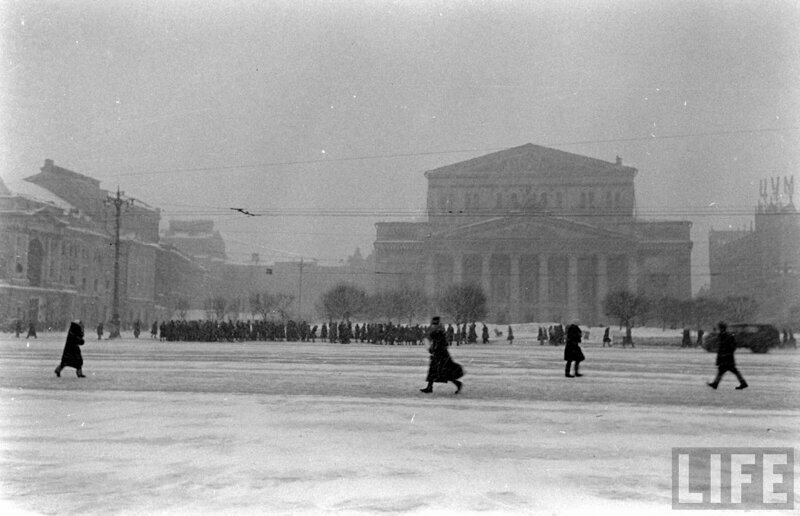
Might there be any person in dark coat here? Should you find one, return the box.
[482,324,490,344]
[26,321,37,339]
[707,321,748,390]
[96,322,104,340]
[420,316,464,394]
[507,325,514,344]
[602,327,612,347]
[564,323,585,378]
[681,328,691,348]
[55,321,86,378]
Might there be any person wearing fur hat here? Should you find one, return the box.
[55,321,86,378]
[420,316,464,394]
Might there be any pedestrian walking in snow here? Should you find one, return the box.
[707,321,748,390]
[55,321,86,378]
[420,317,463,394]
[564,323,585,378]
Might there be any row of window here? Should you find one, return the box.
[436,189,628,212]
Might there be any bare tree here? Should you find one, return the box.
[604,290,650,346]
[371,286,428,323]
[204,296,227,321]
[176,296,190,321]
[652,296,680,330]
[226,298,242,321]
[319,283,367,321]
[365,290,395,322]
[722,296,758,322]
[269,293,295,321]
[438,282,487,324]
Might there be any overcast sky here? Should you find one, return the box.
[2,0,798,292]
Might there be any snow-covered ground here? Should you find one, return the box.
[1,332,798,515]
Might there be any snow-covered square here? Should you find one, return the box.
[1,329,798,515]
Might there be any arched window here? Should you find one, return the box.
[27,238,44,287]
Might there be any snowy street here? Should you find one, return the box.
[1,333,798,515]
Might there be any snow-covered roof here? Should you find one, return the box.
[1,178,74,211]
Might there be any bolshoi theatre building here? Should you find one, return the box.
[373,144,692,324]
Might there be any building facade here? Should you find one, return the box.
[374,144,692,324]
[0,160,162,329]
[709,180,799,325]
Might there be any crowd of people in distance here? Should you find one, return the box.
[148,319,436,345]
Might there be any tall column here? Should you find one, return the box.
[627,253,638,293]
[481,254,491,298]
[567,255,579,322]
[538,255,549,321]
[596,254,608,324]
[453,252,463,284]
[509,254,520,323]
[424,254,436,298]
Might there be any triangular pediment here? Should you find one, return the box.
[425,143,635,178]
[436,216,635,247]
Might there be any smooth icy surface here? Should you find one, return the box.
[1,332,798,515]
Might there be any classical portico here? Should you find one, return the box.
[421,216,639,323]
[374,143,692,324]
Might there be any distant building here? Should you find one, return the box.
[374,144,692,324]
[0,160,162,328]
[160,220,227,263]
[215,248,375,321]
[709,184,799,325]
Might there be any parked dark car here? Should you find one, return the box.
[703,323,781,354]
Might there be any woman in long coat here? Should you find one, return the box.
[420,317,464,394]
[55,321,86,378]
[564,323,585,378]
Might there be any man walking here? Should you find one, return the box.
[707,321,748,390]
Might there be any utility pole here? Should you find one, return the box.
[105,187,134,339]
[297,257,304,319]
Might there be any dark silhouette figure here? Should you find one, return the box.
[602,327,611,347]
[133,319,141,339]
[55,322,86,378]
[564,323,585,378]
[26,322,37,339]
[507,325,514,344]
[681,328,691,348]
[420,317,464,394]
[96,322,104,340]
[15,319,22,338]
[482,324,490,344]
[696,329,704,348]
[707,321,748,390]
